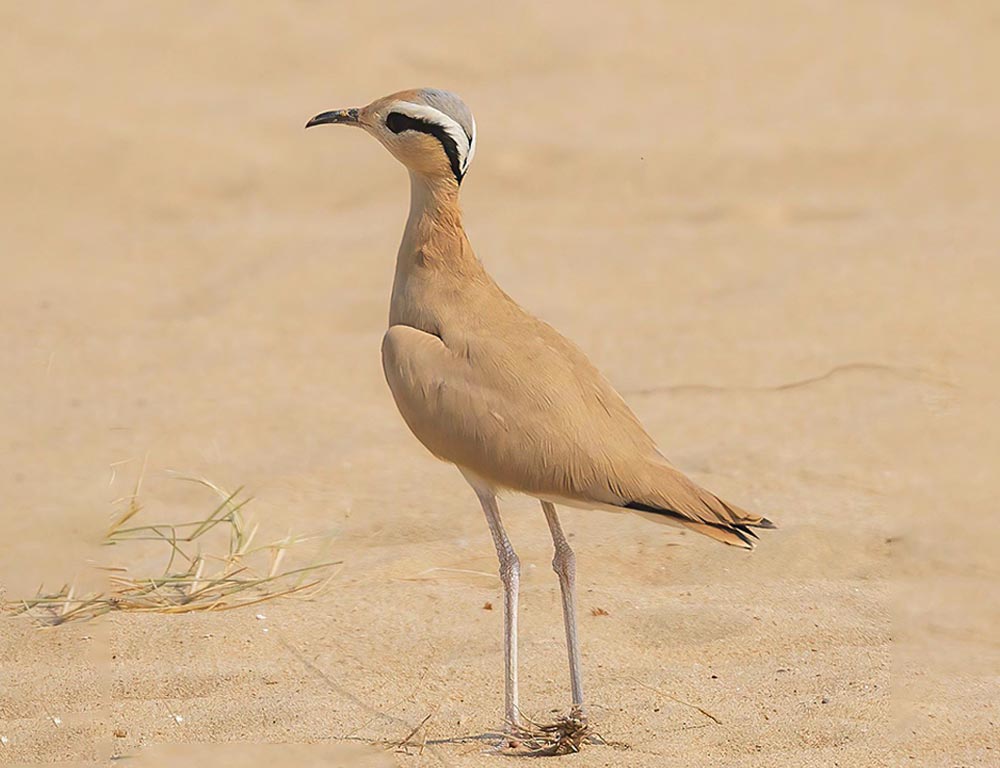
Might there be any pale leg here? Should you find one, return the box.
[470,483,522,729]
[541,501,585,716]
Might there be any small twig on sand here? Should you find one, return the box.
[629,677,723,724]
[626,361,955,397]
[394,710,436,753]
[397,567,497,582]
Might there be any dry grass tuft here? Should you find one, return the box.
[507,708,591,756]
[3,475,339,625]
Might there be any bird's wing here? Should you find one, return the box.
[382,320,655,491]
[381,321,773,546]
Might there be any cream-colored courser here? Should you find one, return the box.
[307,88,774,732]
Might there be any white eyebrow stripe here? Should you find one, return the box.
[394,101,473,172]
[464,117,477,172]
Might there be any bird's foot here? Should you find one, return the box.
[498,707,590,756]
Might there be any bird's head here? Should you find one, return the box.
[306,88,477,187]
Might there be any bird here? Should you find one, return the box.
[306,88,774,740]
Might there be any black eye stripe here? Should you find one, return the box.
[386,111,465,185]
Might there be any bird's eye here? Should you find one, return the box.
[386,112,408,134]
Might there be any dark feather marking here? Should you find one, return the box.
[623,500,770,546]
[386,111,464,184]
[624,500,688,523]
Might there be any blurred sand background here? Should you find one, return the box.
[1,2,998,765]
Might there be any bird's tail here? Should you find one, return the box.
[622,464,776,550]
[680,518,775,549]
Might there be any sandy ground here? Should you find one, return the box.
[2,2,998,766]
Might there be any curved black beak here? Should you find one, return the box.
[305,108,360,129]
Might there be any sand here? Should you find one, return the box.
[1,2,997,766]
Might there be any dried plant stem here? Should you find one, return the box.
[3,477,339,625]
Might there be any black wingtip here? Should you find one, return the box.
[755,517,778,529]
[730,525,757,548]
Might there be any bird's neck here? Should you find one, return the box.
[390,173,489,331]
[397,173,476,274]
